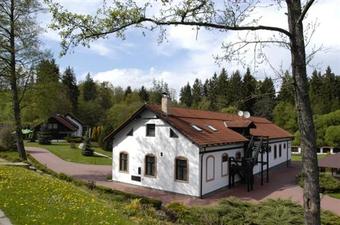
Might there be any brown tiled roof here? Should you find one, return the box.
[105,104,293,147]
[319,153,340,169]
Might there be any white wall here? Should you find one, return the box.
[112,110,200,196]
[201,139,292,196]
[66,115,83,137]
[201,144,244,195]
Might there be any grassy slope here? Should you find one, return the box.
[0,166,132,225]
[25,142,112,165]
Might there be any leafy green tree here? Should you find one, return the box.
[149,80,169,103]
[97,82,114,110]
[321,67,338,113]
[82,73,97,101]
[324,126,340,147]
[29,59,71,121]
[273,102,297,134]
[0,0,43,160]
[62,67,79,114]
[221,106,237,114]
[180,82,192,107]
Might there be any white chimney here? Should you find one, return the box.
[161,93,170,115]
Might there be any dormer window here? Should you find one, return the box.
[146,124,155,137]
[192,125,202,132]
[127,128,133,136]
[170,128,178,138]
[207,125,217,132]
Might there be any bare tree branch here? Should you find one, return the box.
[298,0,315,24]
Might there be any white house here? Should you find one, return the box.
[106,95,293,197]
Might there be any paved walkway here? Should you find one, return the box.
[26,147,340,216]
[0,209,12,225]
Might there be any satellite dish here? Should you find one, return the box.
[238,111,244,117]
[244,111,251,118]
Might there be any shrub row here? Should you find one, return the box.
[297,172,340,193]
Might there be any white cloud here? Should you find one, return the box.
[44,0,340,95]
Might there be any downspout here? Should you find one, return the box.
[200,146,206,198]
[286,140,289,167]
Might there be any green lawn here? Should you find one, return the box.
[25,142,112,165]
[0,151,22,162]
[291,153,328,161]
[330,193,340,199]
[0,165,339,225]
[0,166,132,225]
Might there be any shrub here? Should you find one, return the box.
[65,136,83,143]
[37,125,52,145]
[0,127,16,151]
[297,172,340,193]
[82,131,94,156]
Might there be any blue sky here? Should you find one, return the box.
[40,0,340,96]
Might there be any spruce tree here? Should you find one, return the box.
[179,83,192,107]
[138,86,149,102]
[82,73,97,101]
[228,70,243,109]
[62,67,79,114]
[192,79,203,107]
[241,68,257,114]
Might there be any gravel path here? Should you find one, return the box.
[0,210,12,225]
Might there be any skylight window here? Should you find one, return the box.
[207,125,218,131]
[192,125,203,132]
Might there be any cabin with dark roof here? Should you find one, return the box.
[34,114,85,140]
[106,94,293,197]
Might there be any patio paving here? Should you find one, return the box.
[26,146,340,215]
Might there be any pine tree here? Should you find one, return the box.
[309,69,324,114]
[82,73,97,101]
[207,73,218,110]
[241,68,257,114]
[180,82,192,107]
[138,86,149,102]
[192,79,203,107]
[253,77,276,119]
[216,68,229,110]
[124,86,132,98]
[62,67,79,114]
[277,71,294,104]
[322,66,337,113]
[228,70,243,108]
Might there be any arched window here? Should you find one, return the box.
[206,155,215,182]
[221,153,229,177]
[145,154,156,177]
[175,157,188,181]
[119,152,128,172]
[235,151,242,161]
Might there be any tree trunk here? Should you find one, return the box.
[286,1,320,224]
[9,0,27,161]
